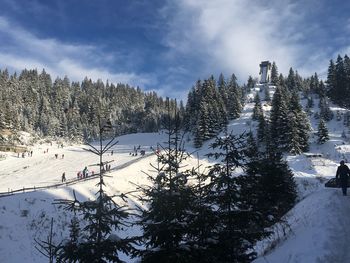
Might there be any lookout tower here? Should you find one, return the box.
[259,61,271,84]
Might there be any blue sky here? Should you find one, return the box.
[0,0,349,100]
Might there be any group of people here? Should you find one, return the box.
[102,163,112,173]
[17,151,33,158]
[77,166,93,179]
[55,153,64,159]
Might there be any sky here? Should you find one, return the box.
[0,0,349,100]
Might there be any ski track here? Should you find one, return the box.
[317,191,350,263]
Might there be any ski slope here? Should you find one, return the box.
[1,89,350,262]
[0,133,168,193]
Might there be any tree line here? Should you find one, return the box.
[0,68,182,143]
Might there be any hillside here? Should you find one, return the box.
[0,87,350,262]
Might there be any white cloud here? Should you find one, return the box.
[0,16,154,87]
[161,0,336,82]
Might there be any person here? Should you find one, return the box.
[62,154,64,159]
[336,160,350,196]
[62,172,66,182]
[83,166,88,178]
[111,150,113,156]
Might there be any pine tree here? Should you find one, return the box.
[226,74,242,120]
[184,164,217,263]
[194,101,210,148]
[310,73,319,94]
[55,116,136,262]
[295,71,304,91]
[244,131,260,162]
[247,75,256,92]
[269,87,290,151]
[319,97,334,121]
[287,91,311,153]
[257,113,268,144]
[286,67,296,91]
[327,59,336,99]
[205,132,261,262]
[136,105,195,262]
[318,80,327,98]
[317,119,329,144]
[270,62,279,85]
[278,73,286,89]
[245,152,297,223]
[252,93,263,120]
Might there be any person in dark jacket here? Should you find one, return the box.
[62,172,66,183]
[336,160,350,195]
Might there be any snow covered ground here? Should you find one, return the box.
[1,90,350,262]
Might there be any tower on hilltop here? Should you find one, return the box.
[259,61,271,84]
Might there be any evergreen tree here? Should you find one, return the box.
[184,165,217,263]
[244,131,260,162]
[136,105,195,263]
[318,80,327,98]
[278,73,286,89]
[226,74,242,120]
[295,71,304,91]
[287,91,311,153]
[269,87,290,151]
[252,93,263,120]
[194,101,210,148]
[270,62,279,86]
[310,73,319,94]
[55,117,136,262]
[319,97,334,121]
[257,113,268,144]
[247,75,256,92]
[286,67,296,91]
[205,132,261,262]
[317,119,329,144]
[245,152,297,223]
[326,59,336,99]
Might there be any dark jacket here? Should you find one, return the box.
[336,164,350,185]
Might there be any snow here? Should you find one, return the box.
[1,92,350,262]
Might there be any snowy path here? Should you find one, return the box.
[316,190,350,263]
[254,187,350,263]
[0,152,155,197]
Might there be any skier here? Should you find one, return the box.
[83,166,88,178]
[62,172,66,182]
[336,160,350,196]
[111,150,113,156]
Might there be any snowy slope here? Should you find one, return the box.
[1,90,350,262]
[0,132,211,263]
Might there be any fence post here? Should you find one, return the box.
[23,187,25,193]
